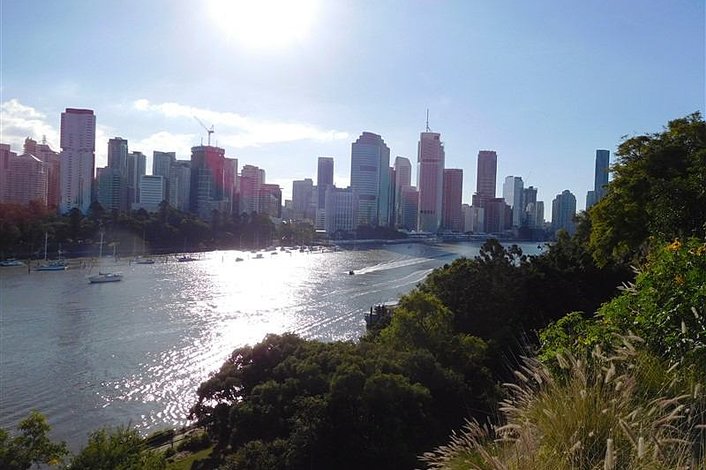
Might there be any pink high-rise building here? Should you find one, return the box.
[474,150,497,209]
[239,164,264,214]
[59,108,96,214]
[0,144,48,206]
[24,137,60,209]
[442,168,463,232]
[417,132,445,232]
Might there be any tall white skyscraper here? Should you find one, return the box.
[350,132,390,227]
[417,132,445,232]
[503,176,524,227]
[59,108,96,214]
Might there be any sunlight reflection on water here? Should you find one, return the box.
[0,242,540,448]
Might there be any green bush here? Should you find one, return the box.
[541,238,706,374]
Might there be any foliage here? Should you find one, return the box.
[0,202,287,257]
[419,238,628,354]
[0,411,67,469]
[541,237,706,371]
[165,446,214,470]
[589,112,706,266]
[421,339,706,469]
[66,426,165,470]
[175,431,210,453]
[191,331,498,469]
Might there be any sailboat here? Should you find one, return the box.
[88,230,123,283]
[36,233,68,271]
[134,231,155,264]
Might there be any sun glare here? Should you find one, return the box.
[208,0,319,50]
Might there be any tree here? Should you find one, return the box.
[589,112,706,266]
[66,426,165,470]
[419,239,526,344]
[0,411,68,469]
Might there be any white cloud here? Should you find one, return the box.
[0,99,60,152]
[132,99,349,149]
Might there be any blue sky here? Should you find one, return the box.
[2,0,704,212]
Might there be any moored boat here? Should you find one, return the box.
[89,272,123,283]
[0,258,25,267]
[36,259,68,271]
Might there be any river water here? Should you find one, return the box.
[0,241,540,448]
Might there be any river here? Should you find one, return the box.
[0,241,541,448]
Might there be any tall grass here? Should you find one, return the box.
[420,336,705,469]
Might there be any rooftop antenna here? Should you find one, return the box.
[425,109,430,132]
[193,116,215,146]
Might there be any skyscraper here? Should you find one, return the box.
[0,144,16,203]
[393,156,412,228]
[96,167,124,211]
[108,137,128,174]
[1,150,48,206]
[417,132,445,232]
[292,178,315,220]
[151,151,176,210]
[239,164,265,214]
[474,150,497,209]
[59,108,96,214]
[24,137,60,208]
[317,157,334,210]
[399,186,419,231]
[442,169,463,231]
[224,157,238,215]
[594,149,610,201]
[350,132,390,227]
[153,151,176,179]
[136,175,166,212]
[98,137,130,211]
[587,149,610,209]
[324,187,358,235]
[190,145,227,219]
[127,151,146,207]
[169,161,191,211]
[552,190,577,236]
[502,176,524,227]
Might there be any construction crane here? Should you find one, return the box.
[193,116,215,146]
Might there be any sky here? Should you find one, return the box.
[1,0,704,214]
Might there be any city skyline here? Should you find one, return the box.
[2,1,704,212]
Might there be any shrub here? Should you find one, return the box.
[421,338,705,469]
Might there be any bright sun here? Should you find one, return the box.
[208,0,319,50]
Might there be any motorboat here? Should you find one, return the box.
[177,255,197,262]
[134,256,155,264]
[89,272,123,283]
[254,253,264,259]
[235,257,244,262]
[0,258,24,267]
[36,259,68,271]
[349,270,355,275]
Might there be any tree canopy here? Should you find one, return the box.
[589,112,706,266]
